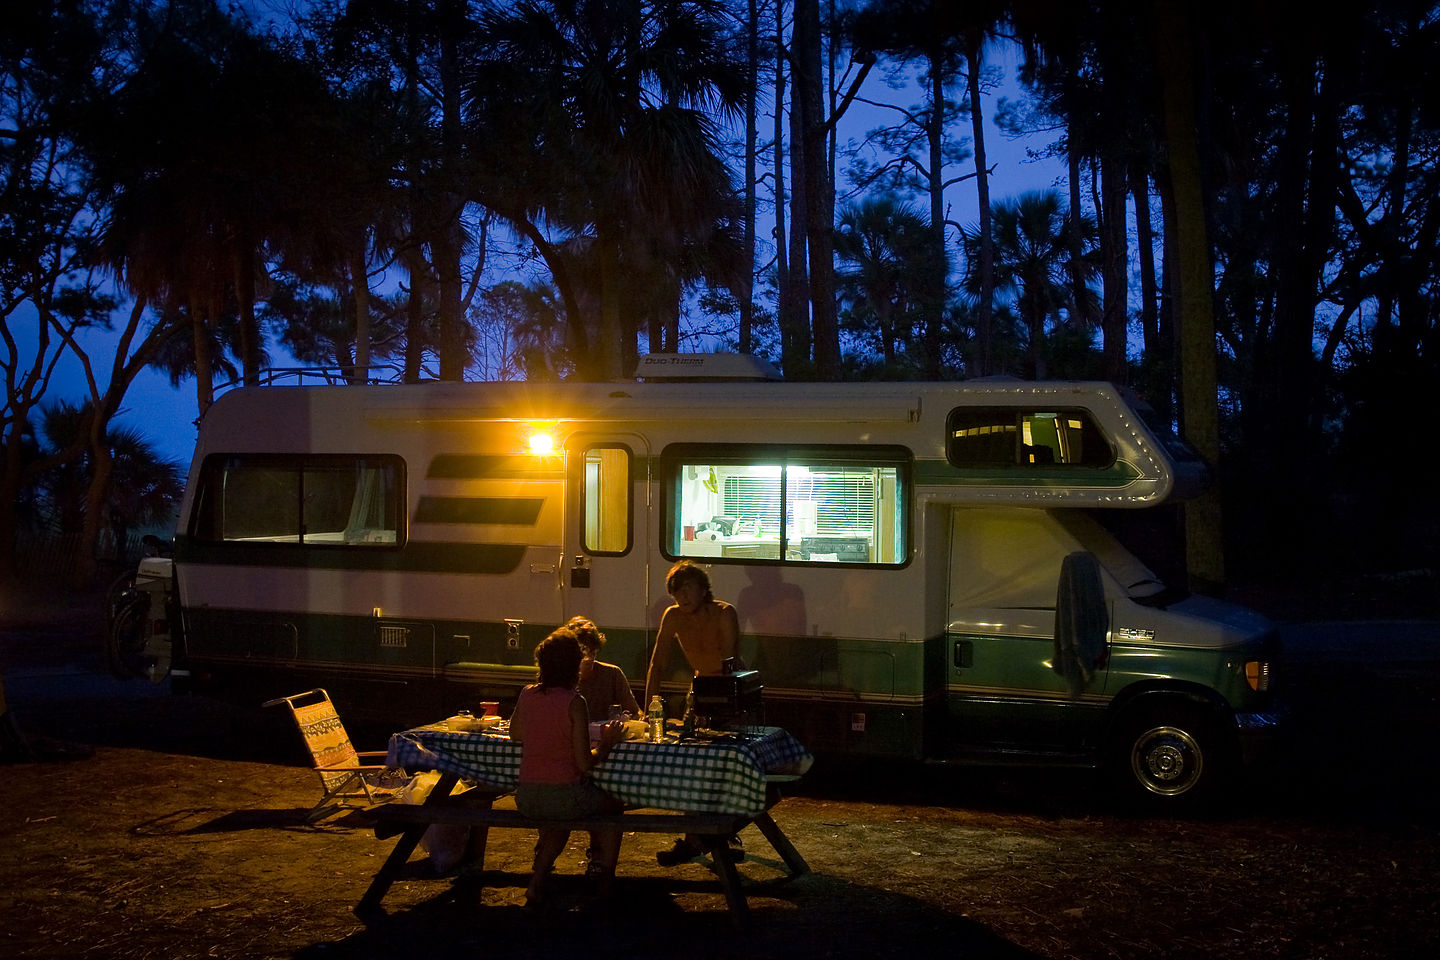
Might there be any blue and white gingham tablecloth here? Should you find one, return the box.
[385,726,812,817]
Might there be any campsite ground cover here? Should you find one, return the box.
[2,576,1437,960]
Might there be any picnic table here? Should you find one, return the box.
[357,722,814,924]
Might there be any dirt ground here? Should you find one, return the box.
[2,578,1439,960]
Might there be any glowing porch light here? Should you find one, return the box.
[528,430,556,455]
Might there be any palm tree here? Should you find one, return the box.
[88,2,339,407]
[1011,2,1162,385]
[465,279,570,381]
[31,402,183,556]
[972,190,1095,380]
[467,0,747,379]
[849,0,1009,378]
[97,426,185,560]
[834,195,938,372]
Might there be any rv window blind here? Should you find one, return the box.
[721,471,876,536]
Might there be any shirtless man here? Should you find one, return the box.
[645,560,744,867]
[644,560,740,706]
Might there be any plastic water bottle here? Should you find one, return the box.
[647,695,665,742]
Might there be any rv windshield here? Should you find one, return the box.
[949,507,1174,611]
[1062,508,1192,606]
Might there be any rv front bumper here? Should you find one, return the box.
[1234,710,1287,765]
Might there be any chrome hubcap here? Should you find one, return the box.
[1132,725,1203,796]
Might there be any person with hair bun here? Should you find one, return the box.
[568,616,641,722]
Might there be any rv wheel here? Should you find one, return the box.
[1112,702,1229,809]
[104,589,149,681]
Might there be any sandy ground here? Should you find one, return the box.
[2,580,1439,960]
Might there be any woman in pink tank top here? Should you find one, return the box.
[509,626,625,905]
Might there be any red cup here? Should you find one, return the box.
[683,525,696,541]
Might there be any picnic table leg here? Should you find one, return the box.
[698,836,751,927]
[752,811,809,878]
[461,792,497,880]
[355,771,462,917]
[356,823,427,916]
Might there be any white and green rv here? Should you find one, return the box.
[121,355,1282,806]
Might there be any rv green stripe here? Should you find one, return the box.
[414,496,545,525]
[912,458,1142,486]
[172,536,526,573]
[427,454,565,480]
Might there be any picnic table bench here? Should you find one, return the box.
[356,726,814,925]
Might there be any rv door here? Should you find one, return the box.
[562,435,654,688]
[943,506,1113,757]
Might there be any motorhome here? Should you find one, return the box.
[115,355,1281,806]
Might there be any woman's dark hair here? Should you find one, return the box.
[533,627,583,689]
[566,616,606,653]
[665,559,714,602]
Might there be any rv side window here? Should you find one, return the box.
[190,454,404,546]
[663,446,907,566]
[582,445,631,555]
[946,407,1114,468]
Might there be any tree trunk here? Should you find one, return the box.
[74,418,113,587]
[436,19,466,382]
[0,312,52,581]
[795,0,837,378]
[235,244,260,386]
[1155,168,1180,423]
[191,294,215,418]
[1133,169,1158,358]
[1026,288,1048,381]
[0,425,25,582]
[786,9,813,377]
[1267,30,1339,557]
[1154,1,1224,594]
[403,246,427,383]
[968,37,994,379]
[1067,147,1090,333]
[739,0,759,356]
[597,239,625,379]
[1132,167,1168,420]
[351,244,371,383]
[1100,153,1129,382]
[922,54,946,380]
[773,5,794,370]
[434,209,466,381]
[663,276,681,353]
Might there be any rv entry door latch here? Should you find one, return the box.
[571,555,591,589]
[953,639,973,669]
[505,619,523,650]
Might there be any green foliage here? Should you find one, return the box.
[27,399,183,538]
[4,0,1440,587]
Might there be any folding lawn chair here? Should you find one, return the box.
[264,688,404,822]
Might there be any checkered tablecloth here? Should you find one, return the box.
[385,726,812,817]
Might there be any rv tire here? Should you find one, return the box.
[105,591,148,681]
[1111,700,1230,810]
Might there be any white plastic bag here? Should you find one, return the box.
[397,771,473,873]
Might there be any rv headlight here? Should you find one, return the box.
[1245,660,1271,692]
